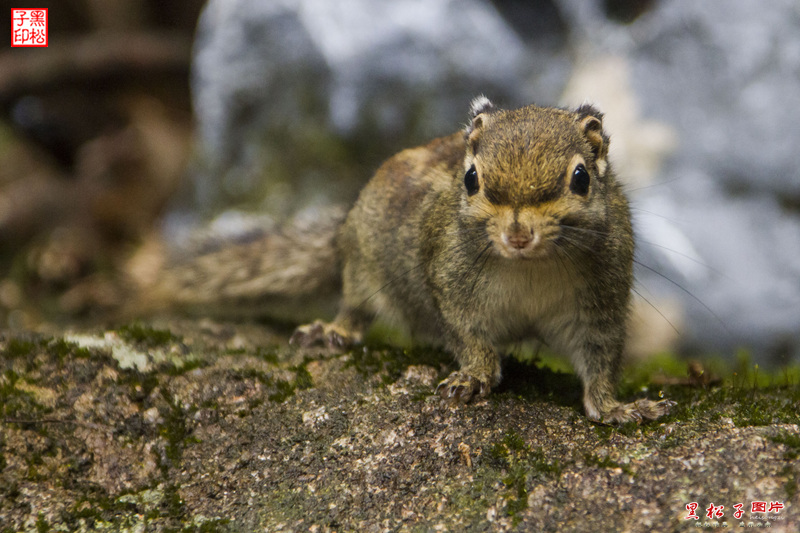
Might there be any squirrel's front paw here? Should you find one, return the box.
[436,371,490,404]
[592,398,676,425]
[289,320,356,351]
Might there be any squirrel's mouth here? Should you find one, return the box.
[483,211,561,260]
[493,231,553,260]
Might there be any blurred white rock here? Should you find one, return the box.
[185,0,800,362]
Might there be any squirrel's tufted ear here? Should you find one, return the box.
[466,95,495,153]
[470,95,495,120]
[576,104,609,175]
[467,95,495,131]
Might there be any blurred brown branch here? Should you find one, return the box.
[0,31,191,105]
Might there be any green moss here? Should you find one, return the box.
[348,344,451,385]
[224,366,307,403]
[484,431,563,479]
[728,350,800,388]
[769,431,800,460]
[594,425,614,441]
[3,337,39,358]
[517,350,800,430]
[224,346,281,364]
[267,379,297,403]
[161,484,186,520]
[409,390,432,402]
[1,369,49,420]
[255,346,280,364]
[780,465,797,499]
[230,367,271,384]
[159,391,193,468]
[120,370,160,403]
[1,480,20,502]
[666,383,799,427]
[106,484,221,531]
[65,485,161,528]
[1,368,19,387]
[117,323,181,348]
[259,362,313,403]
[619,352,690,395]
[502,467,529,519]
[584,453,633,476]
[68,499,105,524]
[46,338,91,361]
[484,431,562,524]
[11,336,87,364]
[179,518,232,533]
[291,363,313,391]
[612,349,800,430]
[161,358,207,376]
[769,431,800,499]
[489,432,526,460]
[35,513,50,533]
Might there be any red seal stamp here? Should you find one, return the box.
[11,8,48,47]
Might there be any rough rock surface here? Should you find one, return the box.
[1,320,798,531]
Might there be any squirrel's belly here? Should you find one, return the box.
[474,259,581,344]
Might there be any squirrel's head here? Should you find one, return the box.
[460,96,615,260]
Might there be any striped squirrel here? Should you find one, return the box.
[142,97,675,423]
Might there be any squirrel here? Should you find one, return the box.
[140,97,675,424]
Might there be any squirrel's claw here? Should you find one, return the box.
[590,399,676,425]
[290,320,355,352]
[436,371,489,404]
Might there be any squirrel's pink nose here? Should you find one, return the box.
[504,228,533,250]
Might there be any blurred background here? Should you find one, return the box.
[0,0,798,365]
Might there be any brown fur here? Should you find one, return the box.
[133,207,345,322]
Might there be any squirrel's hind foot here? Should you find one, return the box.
[591,398,676,425]
[289,320,357,351]
[436,371,490,405]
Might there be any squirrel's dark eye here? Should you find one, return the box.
[464,165,479,196]
[570,164,590,196]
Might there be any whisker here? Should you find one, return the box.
[630,287,680,335]
[629,207,686,225]
[560,224,611,239]
[626,177,681,193]
[556,231,598,255]
[633,259,730,334]
[552,241,585,283]
[557,227,686,336]
[468,243,494,301]
[636,239,724,277]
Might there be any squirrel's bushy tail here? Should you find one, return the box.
[128,207,345,322]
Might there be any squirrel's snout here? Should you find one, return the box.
[505,232,531,250]
[501,225,538,252]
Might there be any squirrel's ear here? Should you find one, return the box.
[576,104,609,175]
[466,95,495,152]
[469,95,495,121]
